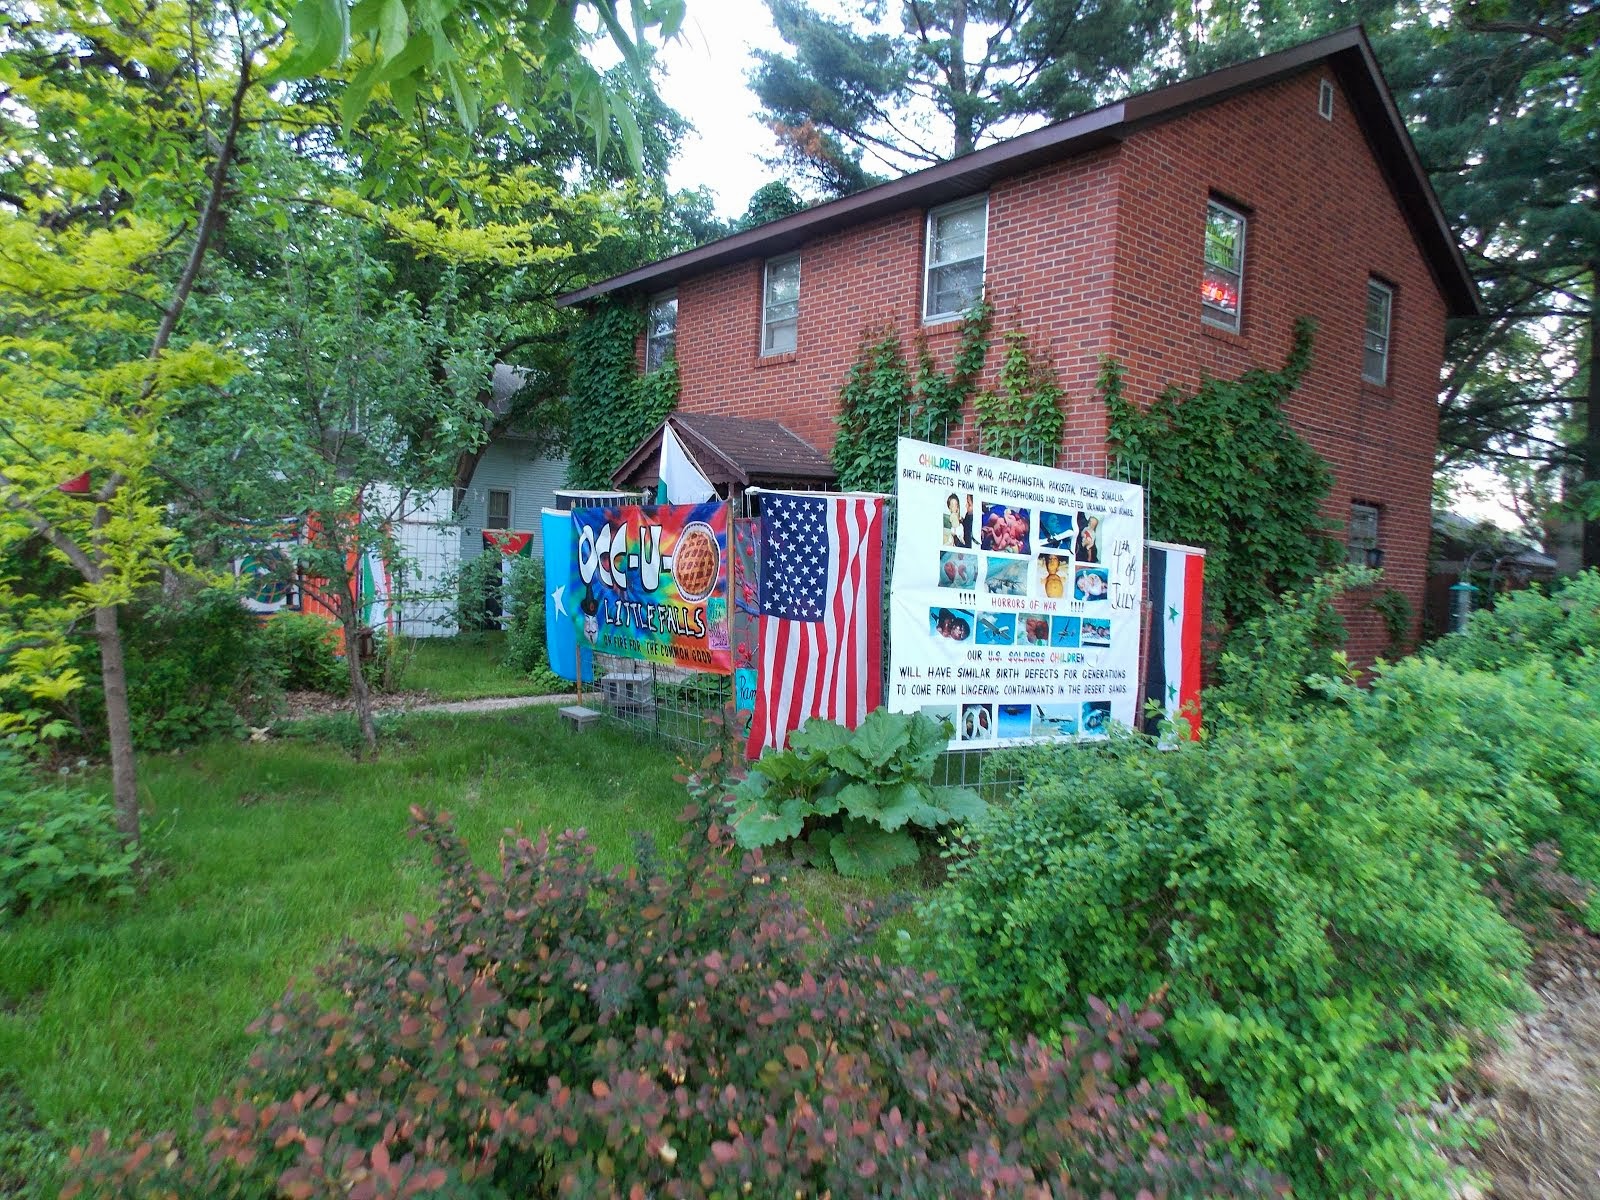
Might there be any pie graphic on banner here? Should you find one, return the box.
[673,523,720,601]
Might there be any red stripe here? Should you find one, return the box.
[1180,553,1205,739]
[862,500,884,714]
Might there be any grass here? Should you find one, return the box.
[390,631,572,701]
[0,708,683,1185]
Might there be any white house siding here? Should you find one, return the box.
[458,436,568,564]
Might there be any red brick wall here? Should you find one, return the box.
[666,64,1446,662]
[1111,70,1445,661]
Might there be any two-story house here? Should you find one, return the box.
[558,27,1478,661]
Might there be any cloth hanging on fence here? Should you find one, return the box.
[541,508,594,684]
[747,492,885,756]
[1142,540,1205,740]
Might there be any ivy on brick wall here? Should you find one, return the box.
[833,303,1070,492]
[974,329,1065,465]
[1102,316,1342,629]
[565,300,680,489]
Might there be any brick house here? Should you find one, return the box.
[559,27,1478,661]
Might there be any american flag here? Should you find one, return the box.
[746,492,886,756]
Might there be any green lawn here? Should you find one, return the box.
[392,631,573,701]
[0,708,685,1184]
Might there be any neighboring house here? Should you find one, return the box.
[392,365,572,636]
[1425,510,1558,636]
[558,27,1478,664]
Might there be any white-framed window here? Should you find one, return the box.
[486,488,512,531]
[923,195,988,322]
[645,291,677,373]
[762,254,800,355]
[1202,199,1247,332]
[1318,78,1335,120]
[1348,501,1381,567]
[1363,278,1393,385]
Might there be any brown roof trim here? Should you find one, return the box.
[557,26,1478,319]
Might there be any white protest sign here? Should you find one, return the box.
[888,437,1144,747]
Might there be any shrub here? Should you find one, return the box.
[501,557,567,692]
[258,612,346,694]
[65,761,1280,1198]
[76,588,277,750]
[727,708,986,876]
[1429,568,1600,686]
[924,713,1532,1200]
[1,749,136,923]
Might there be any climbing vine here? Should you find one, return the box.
[973,329,1065,465]
[833,302,1070,492]
[565,300,680,489]
[1102,316,1341,629]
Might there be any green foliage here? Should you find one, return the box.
[1,752,136,924]
[1370,585,1414,649]
[260,613,347,695]
[832,305,992,493]
[1208,567,1373,725]
[727,709,985,876]
[565,300,681,488]
[1430,569,1600,686]
[1102,318,1341,629]
[973,328,1066,465]
[832,330,913,493]
[67,790,1281,1198]
[502,557,567,694]
[925,710,1533,1199]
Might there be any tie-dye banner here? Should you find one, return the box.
[570,501,732,675]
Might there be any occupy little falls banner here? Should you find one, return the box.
[888,438,1144,747]
[570,500,732,675]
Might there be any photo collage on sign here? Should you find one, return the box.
[924,490,1120,742]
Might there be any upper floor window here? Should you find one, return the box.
[762,254,800,356]
[923,196,988,322]
[645,292,677,373]
[1363,278,1393,385]
[1202,200,1247,332]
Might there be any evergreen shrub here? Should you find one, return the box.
[65,762,1280,1198]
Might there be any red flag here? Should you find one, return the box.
[57,472,91,495]
[747,493,885,757]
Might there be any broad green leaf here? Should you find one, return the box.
[839,780,924,832]
[726,796,808,850]
[830,822,919,878]
[788,717,852,756]
[929,784,987,825]
[377,0,409,63]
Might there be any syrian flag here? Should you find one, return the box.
[1143,541,1206,740]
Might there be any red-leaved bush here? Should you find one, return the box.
[66,743,1280,1199]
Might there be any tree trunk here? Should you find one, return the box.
[95,602,139,844]
[948,0,973,157]
[341,589,379,758]
[1583,261,1600,570]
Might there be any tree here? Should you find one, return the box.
[0,0,682,843]
[737,180,809,229]
[750,0,1169,194]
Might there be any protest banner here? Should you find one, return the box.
[888,438,1144,746]
[571,500,732,674]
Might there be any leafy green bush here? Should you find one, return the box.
[77,588,277,750]
[258,611,346,694]
[924,713,1532,1199]
[66,780,1281,1198]
[501,557,566,692]
[727,709,985,876]
[1430,568,1600,685]
[1,750,136,924]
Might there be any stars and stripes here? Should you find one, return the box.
[747,492,886,756]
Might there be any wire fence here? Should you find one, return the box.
[594,427,1149,796]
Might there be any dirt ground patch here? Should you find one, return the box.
[1457,917,1600,1199]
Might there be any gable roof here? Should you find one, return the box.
[558,26,1478,319]
[611,412,836,491]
